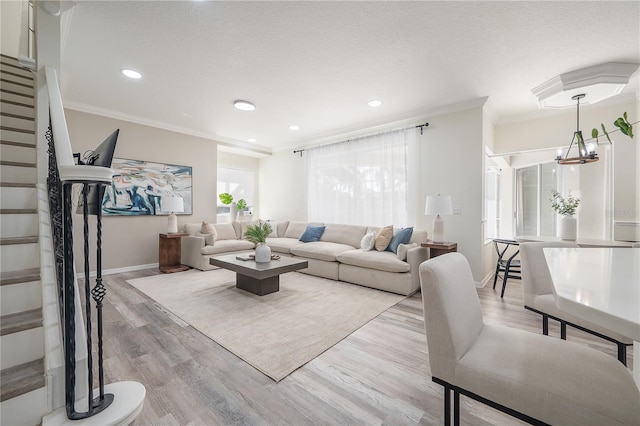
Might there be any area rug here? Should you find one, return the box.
[126,269,405,381]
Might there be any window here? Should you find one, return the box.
[515,162,558,237]
[484,167,500,240]
[306,129,414,226]
[217,167,255,219]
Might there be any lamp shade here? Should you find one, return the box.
[425,195,453,216]
[161,196,184,213]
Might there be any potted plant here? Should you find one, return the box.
[550,189,580,240]
[236,199,247,222]
[218,192,237,222]
[244,221,273,263]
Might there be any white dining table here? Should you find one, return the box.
[543,247,640,387]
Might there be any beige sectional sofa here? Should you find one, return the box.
[181,220,430,296]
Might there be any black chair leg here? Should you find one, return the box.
[492,266,500,289]
[500,272,508,298]
[618,343,627,366]
[561,322,567,340]
[542,315,549,335]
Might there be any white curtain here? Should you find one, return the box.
[306,128,415,226]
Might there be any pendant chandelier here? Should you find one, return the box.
[555,94,598,165]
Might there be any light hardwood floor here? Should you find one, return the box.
[89,269,633,425]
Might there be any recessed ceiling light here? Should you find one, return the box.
[368,100,382,107]
[289,125,299,130]
[234,100,256,111]
[121,69,142,79]
[248,138,256,142]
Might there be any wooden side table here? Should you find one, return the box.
[421,241,458,258]
[159,233,190,273]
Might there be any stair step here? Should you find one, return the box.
[0,54,34,76]
[0,131,36,146]
[0,143,36,164]
[0,115,34,132]
[0,308,42,336]
[0,182,36,188]
[0,139,36,148]
[0,69,34,84]
[0,80,34,97]
[1,100,34,118]
[0,209,38,214]
[0,125,34,135]
[0,211,38,239]
[0,243,40,273]
[0,186,37,210]
[0,236,39,246]
[0,268,40,286]
[0,325,44,370]
[1,164,37,184]
[0,160,36,168]
[0,89,34,105]
[1,279,42,316]
[0,358,45,403]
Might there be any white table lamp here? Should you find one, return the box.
[425,195,453,243]
[162,196,184,233]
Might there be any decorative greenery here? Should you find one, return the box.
[219,193,233,205]
[550,189,580,216]
[236,199,247,211]
[243,221,273,244]
[591,112,636,144]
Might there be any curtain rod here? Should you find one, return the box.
[293,122,429,157]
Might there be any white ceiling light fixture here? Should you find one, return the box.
[233,100,256,111]
[368,100,382,107]
[289,125,300,130]
[532,62,639,109]
[248,138,256,142]
[121,69,142,79]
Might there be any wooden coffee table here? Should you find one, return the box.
[209,254,308,296]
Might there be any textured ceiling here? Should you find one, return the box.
[60,1,640,154]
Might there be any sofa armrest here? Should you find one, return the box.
[407,246,430,293]
[181,235,205,268]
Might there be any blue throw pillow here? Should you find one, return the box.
[387,227,414,253]
[299,225,326,242]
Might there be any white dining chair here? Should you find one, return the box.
[519,242,632,365]
[419,252,639,426]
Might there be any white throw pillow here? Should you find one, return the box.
[360,231,376,251]
[396,243,418,261]
[215,223,237,240]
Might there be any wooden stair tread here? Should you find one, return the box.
[0,209,38,214]
[0,358,45,402]
[0,112,35,121]
[0,78,33,90]
[1,98,35,109]
[0,140,36,148]
[0,268,40,286]
[0,70,34,82]
[0,236,39,245]
[0,126,35,134]
[0,308,43,336]
[0,182,36,188]
[0,89,34,100]
[0,160,36,168]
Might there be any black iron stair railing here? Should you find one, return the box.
[46,121,114,419]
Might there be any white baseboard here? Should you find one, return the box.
[477,272,495,288]
[76,263,158,279]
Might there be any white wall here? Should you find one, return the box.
[65,109,218,272]
[258,150,307,221]
[1,0,21,57]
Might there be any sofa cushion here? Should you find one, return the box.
[321,223,368,248]
[201,239,254,255]
[184,222,201,236]
[387,227,414,253]
[265,237,303,254]
[299,225,326,242]
[375,225,394,251]
[396,243,418,261]
[214,223,237,240]
[409,229,428,245]
[202,221,216,235]
[337,249,411,273]
[284,221,313,239]
[267,221,290,238]
[197,232,216,246]
[291,241,356,262]
[360,231,376,251]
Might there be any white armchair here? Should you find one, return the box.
[419,252,639,425]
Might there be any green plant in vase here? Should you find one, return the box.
[550,189,580,216]
[219,192,233,205]
[244,221,273,263]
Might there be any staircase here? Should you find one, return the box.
[0,53,49,425]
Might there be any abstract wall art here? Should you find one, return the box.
[102,158,193,216]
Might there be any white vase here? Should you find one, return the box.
[255,242,271,263]
[559,215,577,241]
[229,202,237,223]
